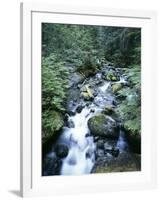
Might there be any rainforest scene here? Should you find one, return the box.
[42,23,141,176]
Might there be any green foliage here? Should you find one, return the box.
[104,27,141,67]
[76,51,100,77]
[42,53,69,141]
[42,23,141,69]
[42,53,69,112]
[42,111,64,143]
[41,23,141,142]
[116,65,141,135]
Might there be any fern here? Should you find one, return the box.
[116,65,141,136]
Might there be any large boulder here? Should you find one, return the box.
[69,72,85,88]
[80,85,94,101]
[88,114,119,138]
[92,152,141,173]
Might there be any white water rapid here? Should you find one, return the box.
[60,106,96,175]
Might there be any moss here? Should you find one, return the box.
[112,83,122,93]
[94,164,138,173]
[105,71,118,81]
[111,76,117,81]
[92,153,141,173]
[42,111,64,144]
[81,88,94,100]
[88,114,118,138]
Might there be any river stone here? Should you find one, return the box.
[90,108,95,113]
[112,83,122,93]
[76,104,84,113]
[43,154,62,175]
[67,119,75,128]
[86,148,94,159]
[80,85,87,92]
[103,104,114,115]
[81,92,94,101]
[55,144,69,159]
[105,148,120,157]
[88,114,119,138]
[104,140,116,150]
[92,152,141,173]
[96,139,104,149]
[69,72,85,87]
[96,149,104,157]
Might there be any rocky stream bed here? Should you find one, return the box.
[42,62,141,176]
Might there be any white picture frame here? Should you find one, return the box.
[20,2,157,197]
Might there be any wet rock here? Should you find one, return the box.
[103,104,115,115]
[103,70,119,81]
[96,139,104,149]
[67,119,75,128]
[86,148,94,159]
[85,133,91,137]
[66,88,80,109]
[43,153,62,175]
[81,92,94,101]
[105,148,120,157]
[104,140,116,150]
[55,144,69,159]
[92,152,141,173]
[96,149,104,157]
[93,90,98,97]
[80,85,87,92]
[68,110,76,116]
[69,72,85,87]
[90,108,95,113]
[88,114,119,138]
[112,83,122,93]
[94,136,100,142]
[76,105,84,113]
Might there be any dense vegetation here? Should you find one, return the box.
[42,53,69,143]
[42,23,141,145]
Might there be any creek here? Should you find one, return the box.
[43,65,132,176]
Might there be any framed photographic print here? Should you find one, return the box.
[20,2,157,197]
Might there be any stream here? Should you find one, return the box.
[43,65,137,176]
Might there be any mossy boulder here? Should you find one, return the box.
[104,71,119,81]
[92,153,141,173]
[81,92,91,100]
[112,83,122,93]
[42,111,64,144]
[88,114,119,138]
[80,85,94,100]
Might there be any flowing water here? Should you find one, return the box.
[60,106,96,175]
[43,71,129,175]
